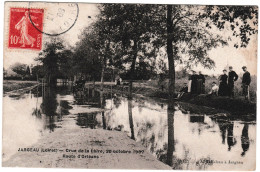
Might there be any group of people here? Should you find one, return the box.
[211,66,251,100]
[188,71,206,94]
[177,71,205,99]
[178,66,251,100]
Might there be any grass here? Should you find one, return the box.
[143,75,257,102]
[3,80,39,93]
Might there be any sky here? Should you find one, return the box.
[3,2,258,76]
[4,2,99,71]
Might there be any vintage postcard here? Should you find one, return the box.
[2,1,258,170]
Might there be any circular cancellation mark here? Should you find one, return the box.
[28,2,79,36]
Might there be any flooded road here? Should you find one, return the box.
[2,85,256,170]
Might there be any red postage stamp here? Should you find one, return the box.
[8,8,44,50]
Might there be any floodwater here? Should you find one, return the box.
[2,85,256,170]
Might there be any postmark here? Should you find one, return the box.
[29,2,79,36]
[8,8,44,50]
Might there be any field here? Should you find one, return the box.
[3,80,39,93]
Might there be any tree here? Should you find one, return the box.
[37,38,66,86]
[73,29,102,83]
[76,4,258,102]
[3,68,7,78]
[163,5,258,102]
[58,49,74,80]
[31,65,45,80]
[98,4,161,96]
[11,62,27,79]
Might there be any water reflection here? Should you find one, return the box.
[79,89,256,170]
[76,113,100,129]
[41,87,58,116]
[3,86,256,170]
[166,101,175,166]
[227,122,237,151]
[241,124,250,156]
[128,99,135,140]
[3,85,76,161]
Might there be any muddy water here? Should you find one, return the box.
[2,86,256,170]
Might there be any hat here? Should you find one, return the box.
[242,66,247,69]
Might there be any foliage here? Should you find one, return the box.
[32,4,258,94]
[10,62,28,78]
[205,6,258,48]
[73,28,102,81]
[31,65,45,79]
[98,4,161,79]
[36,38,74,85]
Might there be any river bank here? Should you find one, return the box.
[3,80,39,94]
[96,84,256,116]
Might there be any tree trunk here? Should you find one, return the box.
[100,62,105,91]
[128,40,138,99]
[100,40,111,91]
[167,5,176,102]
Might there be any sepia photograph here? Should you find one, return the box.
[1,0,258,171]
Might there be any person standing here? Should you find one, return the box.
[197,71,205,94]
[218,69,228,96]
[228,66,238,98]
[242,66,251,100]
[190,71,198,94]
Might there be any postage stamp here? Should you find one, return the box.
[8,8,44,50]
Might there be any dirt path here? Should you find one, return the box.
[3,109,171,169]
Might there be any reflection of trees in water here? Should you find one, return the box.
[40,86,58,132]
[152,101,175,168]
[102,111,107,129]
[75,90,105,129]
[41,87,58,116]
[100,91,107,129]
[32,108,42,118]
[166,101,175,166]
[46,116,57,133]
[30,85,43,97]
[134,97,166,113]
[76,112,100,129]
[31,85,42,118]
[59,100,73,115]
[128,98,135,140]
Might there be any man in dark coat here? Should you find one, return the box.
[242,66,251,100]
[228,66,238,98]
[218,69,228,96]
[197,71,205,94]
[190,71,198,94]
